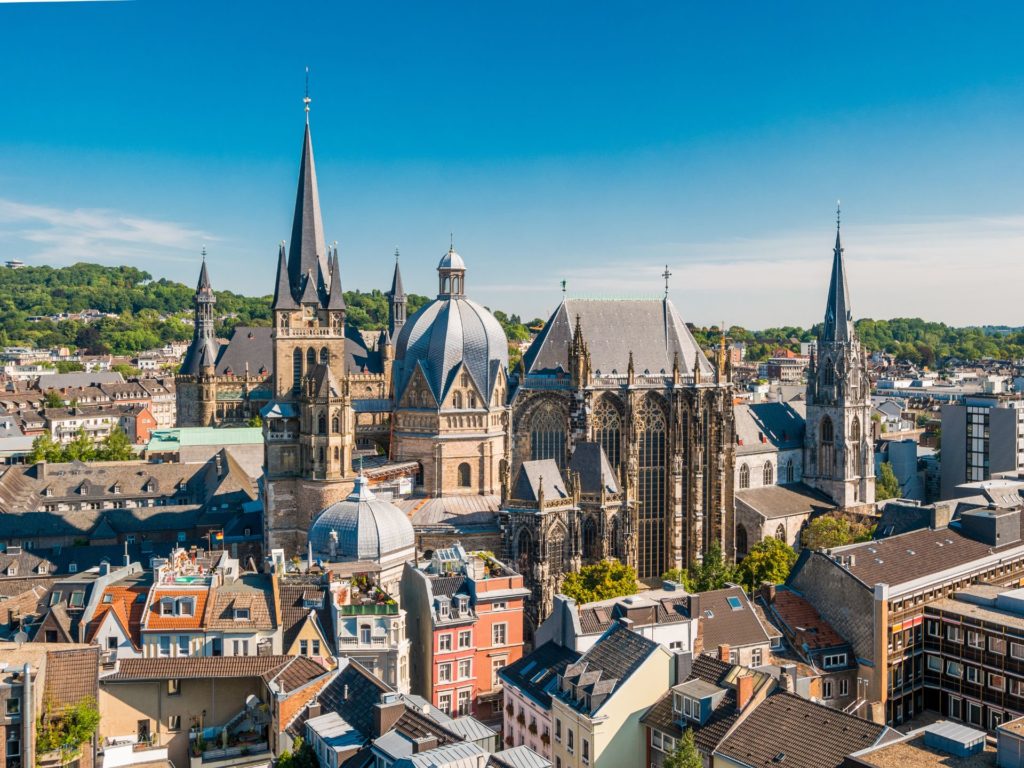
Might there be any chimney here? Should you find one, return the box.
[718,644,731,663]
[37,461,46,480]
[687,593,701,620]
[760,582,776,605]
[306,702,322,720]
[98,561,110,576]
[373,694,405,738]
[617,616,634,631]
[411,736,438,754]
[674,651,693,685]
[736,673,755,711]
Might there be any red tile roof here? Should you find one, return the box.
[143,589,209,631]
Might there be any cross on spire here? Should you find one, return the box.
[836,199,841,230]
[304,66,311,122]
[561,279,567,295]
[201,245,207,260]
[662,265,672,297]
[394,247,400,263]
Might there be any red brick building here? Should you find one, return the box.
[400,545,529,727]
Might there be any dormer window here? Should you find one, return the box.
[436,597,450,619]
[112,484,121,494]
[68,563,77,573]
[160,597,175,616]
[5,564,16,577]
[43,487,53,497]
[37,563,47,575]
[233,607,250,621]
[178,598,194,617]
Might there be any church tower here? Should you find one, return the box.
[263,97,357,557]
[388,250,407,340]
[177,253,220,426]
[803,210,875,508]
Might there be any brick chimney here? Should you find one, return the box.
[718,644,731,663]
[760,583,776,605]
[736,673,755,711]
[373,693,405,738]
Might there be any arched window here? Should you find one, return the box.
[636,396,667,580]
[318,414,327,435]
[547,524,570,567]
[318,447,325,463]
[332,414,340,433]
[515,528,532,575]
[785,459,795,484]
[530,403,566,468]
[593,398,622,470]
[452,392,463,409]
[582,518,599,562]
[775,524,787,542]
[736,524,749,559]
[306,348,316,372]
[292,348,302,391]
[320,347,329,365]
[739,464,750,489]
[763,461,774,486]
[823,358,834,387]
[850,417,862,476]
[819,417,835,478]
[468,392,476,409]
[457,462,471,488]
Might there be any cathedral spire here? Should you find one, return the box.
[388,249,407,339]
[326,246,346,310]
[822,202,854,345]
[181,253,219,376]
[272,241,295,310]
[287,116,328,304]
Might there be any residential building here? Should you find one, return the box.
[697,586,779,668]
[500,641,580,759]
[941,394,1024,498]
[98,655,331,768]
[788,507,1024,725]
[535,584,699,654]
[401,545,529,725]
[549,622,674,768]
[711,691,893,768]
[0,642,100,768]
[275,572,335,667]
[757,584,859,712]
[641,655,773,767]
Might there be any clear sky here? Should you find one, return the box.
[3,1,1024,327]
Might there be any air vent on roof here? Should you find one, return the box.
[907,550,916,556]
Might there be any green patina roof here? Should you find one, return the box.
[146,427,264,452]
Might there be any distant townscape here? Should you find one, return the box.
[5,107,1024,768]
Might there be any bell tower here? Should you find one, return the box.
[803,206,875,508]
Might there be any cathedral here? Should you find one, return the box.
[177,97,871,633]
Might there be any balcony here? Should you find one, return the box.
[101,737,169,768]
[189,742,271,768]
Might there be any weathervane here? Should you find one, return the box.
[662,265,672,297]
[561,279,567,295]
[304,67,311,121]
[201,245,207,260]
[394,247,400,263]
[836,199,841,229]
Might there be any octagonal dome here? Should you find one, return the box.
[309,476,414,562]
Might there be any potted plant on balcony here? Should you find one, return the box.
[516,712,526,726]
[528,722,538,735]
[541,732,550,746]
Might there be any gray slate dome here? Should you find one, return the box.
[394,249,508,406]
[309,476,414,562]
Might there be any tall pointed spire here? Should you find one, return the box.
[181,253,219,376]
[388,248,407,338]
[272,241,295,310]
[286,100,328,304]
[822,202,854,344]
[327,246,346,310]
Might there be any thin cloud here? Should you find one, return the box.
[0,198,213,269]
[474,215,1024,328]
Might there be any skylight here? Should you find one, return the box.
[726,596,743,611]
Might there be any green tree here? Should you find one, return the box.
[54,361,85,373]
[36,696,101,757]
[663,728,702,768]
[876,461,901,501]
[63,428,96,462]
[28,432,63,464]
[246,414,262,428]
[43,390,65,408]
[735,537,797,591]
[561,559,638,604]
[277,738,317,768]
[111,363,142,377]
[96,427,135,461]
[661,567,692,591]
[801,516,855,550]
[687,541,735,593]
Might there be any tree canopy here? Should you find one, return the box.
[735,537,798,590]
[28,427,137,464]
[561,559,638,604]
[801,515,873,551]
[663,729,702,768]
[876,461,901,501]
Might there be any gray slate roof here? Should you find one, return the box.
[734,402,805,455]
[523,298,713,378]
[734,483,835,520]
[511,459,569,504]
[569,442,618,495]
[394,292,508,405]
[215,326,273,377]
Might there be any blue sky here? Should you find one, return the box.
[3,1,1024,326]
